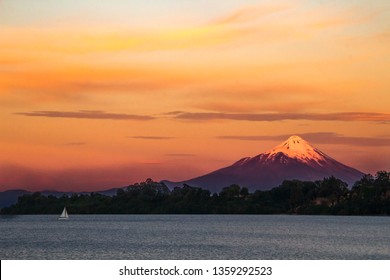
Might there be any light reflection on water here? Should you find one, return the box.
[1,215,389,259]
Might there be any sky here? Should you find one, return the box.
[0,0,389,191]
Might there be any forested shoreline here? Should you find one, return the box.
[1,171,389,215]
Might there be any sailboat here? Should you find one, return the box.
[58,207,69,220]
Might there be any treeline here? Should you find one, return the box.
[1,172,389,215]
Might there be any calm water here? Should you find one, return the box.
[0,215,389,259]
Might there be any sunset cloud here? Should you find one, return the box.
[212,3,292,26]
[18,110,390,124]
[15,110,154,121]
[168,111,390,123]
[63,142,87,146]
[165,154,196,157]
[0,25,246,55]
[130,136,175,140]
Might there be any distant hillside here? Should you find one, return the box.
[0,190,30,208]
[0,188,122,208]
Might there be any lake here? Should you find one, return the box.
[0,215,389,259]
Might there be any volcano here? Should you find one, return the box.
[165,135,364,192]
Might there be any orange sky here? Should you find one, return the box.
[0,0,389,191]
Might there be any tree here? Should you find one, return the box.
[317,177,348,206]
[219,184,240,199]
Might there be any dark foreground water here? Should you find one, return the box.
[0,215,389,259]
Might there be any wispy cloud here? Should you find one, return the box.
[15,110,154,121]
[63,142,86,146]
[212,3,292,26]
[1,1,365,57]
[0,24,246,55]
[217,132,390,147]
[130,136,175,140]
[167,111,390,123]
[165,153,196,157]
[70,80,173,92]
[307,8,380,30]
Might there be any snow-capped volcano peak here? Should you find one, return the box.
[165,134,364,192]
[265,135,327,163]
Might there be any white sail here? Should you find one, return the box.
[59,207,69,219]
